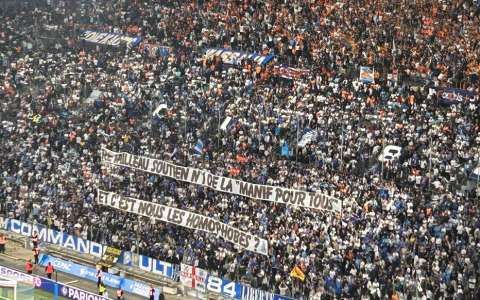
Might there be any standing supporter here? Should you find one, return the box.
[45,261,54,279]
[149,285,155,300]
[116,288,124,300]
[0,234,6,253]
[98,282,106,296]
[25,259,33,274]
[32,247,40,265]
[31,230,39,248]
[96,268,103,287]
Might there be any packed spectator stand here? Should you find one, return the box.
[1,0,479,299]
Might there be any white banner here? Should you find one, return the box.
[179,264,210,294]
[0,266,37,285]
[179,264,195,288]
[81,31,141,48]
[101,149,342,213]
[97,190,268,256]
[204,48,273,66]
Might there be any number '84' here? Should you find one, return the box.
[206,276,236,298]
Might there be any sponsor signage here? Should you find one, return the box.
[241,286,295,300]
[3,219,105,257]
[0,265,107,300]
[4,220,294,300]
[0,265,38,285]
[59,284,107,300]
[40,255,122,288]
[39,255,157,298]
[179,264,295,300]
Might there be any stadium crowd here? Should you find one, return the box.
[1,0,480,299]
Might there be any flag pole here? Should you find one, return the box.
[340,124,344,168]
[295,113,299,164]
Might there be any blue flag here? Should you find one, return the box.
[281,143,291,157]
[438,87,476,106]
[194,139,204,156]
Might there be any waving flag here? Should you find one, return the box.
[470,163,480,181]
[360,66,374,83]
[220,116,237,131]
[281,143,291,157]
[298,129,318,147]
[236,154,249,163]
[273,65,309,80]
[290,266,305,281]
[194,139,204,156]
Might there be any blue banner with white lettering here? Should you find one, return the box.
[0,265,107,300]
[204,48,274,66]
[39,255,122,288]
[180,264,294,300]
[39,255,159,298]
[58,283,107,300]
[36,276,107,300]
[138,255,175,278]
[438,87,476,105]
[241,285,295,300]
[3,219,105,257]
[204,272,242,299]
[3,219,173,279]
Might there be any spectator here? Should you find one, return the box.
[32,247,40,265]
[45,261,54,279]
[98,282,106,296]
[0,234,6,253]
[25,259,33,274]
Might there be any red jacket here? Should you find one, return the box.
[45,264,54,274]
[25,262,33,272]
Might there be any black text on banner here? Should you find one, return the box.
[101,149,343,213]
[96,189,269,256]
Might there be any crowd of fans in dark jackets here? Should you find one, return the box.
[1,0,479,299]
